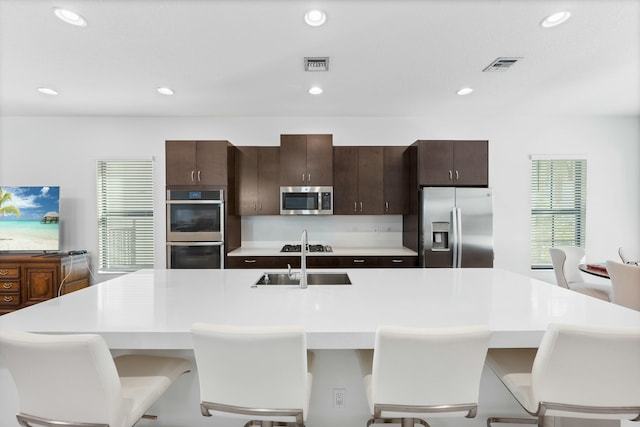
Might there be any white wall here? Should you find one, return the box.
[1,115,638,283]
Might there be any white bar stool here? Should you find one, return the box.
[486,323,640,426]
[191,323,313,427]
[0,330,191,427]
[359,325,490,427]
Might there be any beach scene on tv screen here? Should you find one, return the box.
[0,186,60,251]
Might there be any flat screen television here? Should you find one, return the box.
[0,186,61,253]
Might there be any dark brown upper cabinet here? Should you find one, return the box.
[166,140,233,187]
[280,134,333,186]
[236,146,280,215]
[417,140,488,186]
[333,146,384,215]
[383,146,408,214]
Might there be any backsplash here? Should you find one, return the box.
[240,215,403,248]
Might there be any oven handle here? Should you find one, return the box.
[165,200,223,205]
[166,242,224,247]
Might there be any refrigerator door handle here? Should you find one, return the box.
[451,207,459,268]
[456,207,463,268]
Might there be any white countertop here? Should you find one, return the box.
[1,268,637,350]
[227,246,418,257]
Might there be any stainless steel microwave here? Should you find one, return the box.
[280,186,333,215]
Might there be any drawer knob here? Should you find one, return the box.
[3,283,12,288]
[3,296,14,302]
[0,269,9,276]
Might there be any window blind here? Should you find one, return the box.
[96,159,154,272]
[530,158,587,269]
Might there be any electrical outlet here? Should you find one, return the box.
[332,388,346,408]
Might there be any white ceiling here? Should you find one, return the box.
[1,0,638,117]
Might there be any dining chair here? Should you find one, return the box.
[358,325,490,427]
[606,260,640,311]
[191,323,313,427]
[548,246,611,301]
[486,322,640,426]
[618,246,640,265]
[0,330,191,427]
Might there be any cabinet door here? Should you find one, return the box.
[236,147,259,215]
[333,147,359,214]
[305,134,333,186]
[24,267,56,305]
[166,141,197,185]
[257,147,280,215]
[418,140,454,186]
[383,146,408,214]
[196,141,229,186]
[280,135,308,185]
[358,147,384,214]
[453,140,488,186]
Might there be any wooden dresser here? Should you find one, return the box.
[0,254,90,315]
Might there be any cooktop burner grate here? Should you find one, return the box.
[280,244,332,253]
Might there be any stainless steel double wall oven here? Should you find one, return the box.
[166,189,224,269]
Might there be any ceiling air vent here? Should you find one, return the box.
[483,57,522,72]
[304,57,329,72]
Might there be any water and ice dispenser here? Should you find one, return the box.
[431,222,450,251]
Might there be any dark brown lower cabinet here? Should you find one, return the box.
[227,255,418,269]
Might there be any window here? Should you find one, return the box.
[530,156,587,269]
[96,159,154,272]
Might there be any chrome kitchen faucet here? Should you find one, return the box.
[287,229,309,289]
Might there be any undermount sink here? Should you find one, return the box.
[253,272,352,286]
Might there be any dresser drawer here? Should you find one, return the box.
[0,293,21,307]
[0,281,20,292]
[0,266,20,279]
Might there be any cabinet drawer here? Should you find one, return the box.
[227,257,274,269]
[272,256,300,269]
[0,293,21,307]
[338,256,379,268]
[0,266,20,279]
[0,281,20,292]
[377,256,419,268]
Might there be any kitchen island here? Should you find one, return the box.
[1,268,638,427]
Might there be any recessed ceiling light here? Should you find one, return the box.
[540,11,571,28]
[305,9,327,27]
[53,7,87,27]
[456,87,473,96]
[157,87,175,96]
[37,87,59,96]
[309,86,323,95]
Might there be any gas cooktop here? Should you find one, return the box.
[280,244,332,253]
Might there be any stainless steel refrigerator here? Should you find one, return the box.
[420,187,494,268]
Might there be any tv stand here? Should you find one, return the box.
[0,253,90,315]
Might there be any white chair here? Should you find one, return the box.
[619,246,640,265]
[606,260,640,311]
[486,323,640,426]
[548,246,611,301]
[191,323,313,427]
[0,330,191,427]
[358,325,490,427]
